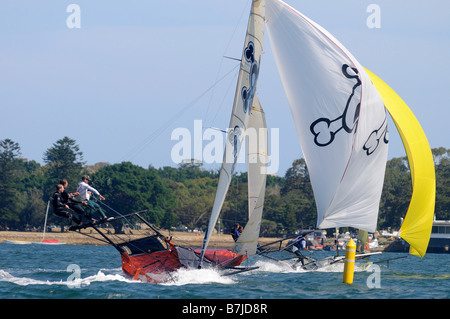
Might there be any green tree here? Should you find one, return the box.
[161,210,179,230]
[17,160,46,192]
[222,181,248,231]
[379,157,412,229]
[282,158,312,196]
[260,219,277,237]
[0,138,21,181]
[157,161,218,183]
[262,194,286,235]
[271,158,316,234]
[43,137,85,196]
[434,148,450,220]
[167,177,217,229]
[282,189,316,231]
[19,188,46,230]
[92,162,175,226]
[0,139,23,229]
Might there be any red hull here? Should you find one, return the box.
[121,247,246,283]
[192,248,246,267]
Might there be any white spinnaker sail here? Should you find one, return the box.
[233,96,267,256]
[199,0,265,264]
[266,0,388,232]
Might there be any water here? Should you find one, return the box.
[0,243,449,300]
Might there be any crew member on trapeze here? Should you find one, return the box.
[76,175,111,222]
[231,223,243,242]
[291,235,311,266]
[52,184,82,228]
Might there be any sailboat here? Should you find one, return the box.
[257,0,435,267]
[75,99,267,282]
[68,0,267,283]
[4,201,63,245]
[33,200,64,245]
[70,0,434,280]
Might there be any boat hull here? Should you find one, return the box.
[33,239,64,245]
[121,249,184,283]
[3,240,32,245]
[427,237,450,254]
[121,247,246,283]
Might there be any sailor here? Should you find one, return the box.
[76,175,105,201]
[59,178,90,223]
[76,175,109,221]
[291,235,311,266]
[52,184,82,228]
[231,223,243,242]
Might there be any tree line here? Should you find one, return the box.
[0,137,448,236]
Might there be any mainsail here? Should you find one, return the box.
[266,0,388,232]
[365,68,435,257]
[233,95,268,256]
[199,0,265,265]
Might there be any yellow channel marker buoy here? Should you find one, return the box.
[343,238,356,284]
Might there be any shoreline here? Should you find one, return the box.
[0,230,282,249]
[0,230,395,252]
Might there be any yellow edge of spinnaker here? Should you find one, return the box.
[364,68,435,258]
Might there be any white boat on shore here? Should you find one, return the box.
[428,219,450,253]
[3,240,32,245]
[32,239,65,245]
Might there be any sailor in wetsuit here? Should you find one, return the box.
[59,178,89,223]
[52,184,82,228]
[231,223,243,242]
[291,235,311,266]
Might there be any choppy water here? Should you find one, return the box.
[0,243,448,301]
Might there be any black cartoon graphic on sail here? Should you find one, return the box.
[310,64,388,155]
[242,41,260,114]
[310,64,361,147]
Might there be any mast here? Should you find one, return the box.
[42,200,50,241]
[335,228,339,257]
[198,0,265,267]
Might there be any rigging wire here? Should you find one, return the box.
[78,200,197,252]
[97,199,133,225]
[120,1,250,164]
[203,0,250,129]
[88,197,209,248]
[120,64,239,163]
[207,69,239,130]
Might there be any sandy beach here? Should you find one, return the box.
[0,229,283,248]
[0,229,394,252]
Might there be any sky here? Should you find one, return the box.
[1,0,449,176]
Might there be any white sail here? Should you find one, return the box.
[233,95,267,256]
[199,0,265,264]
[266,0,388,232]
